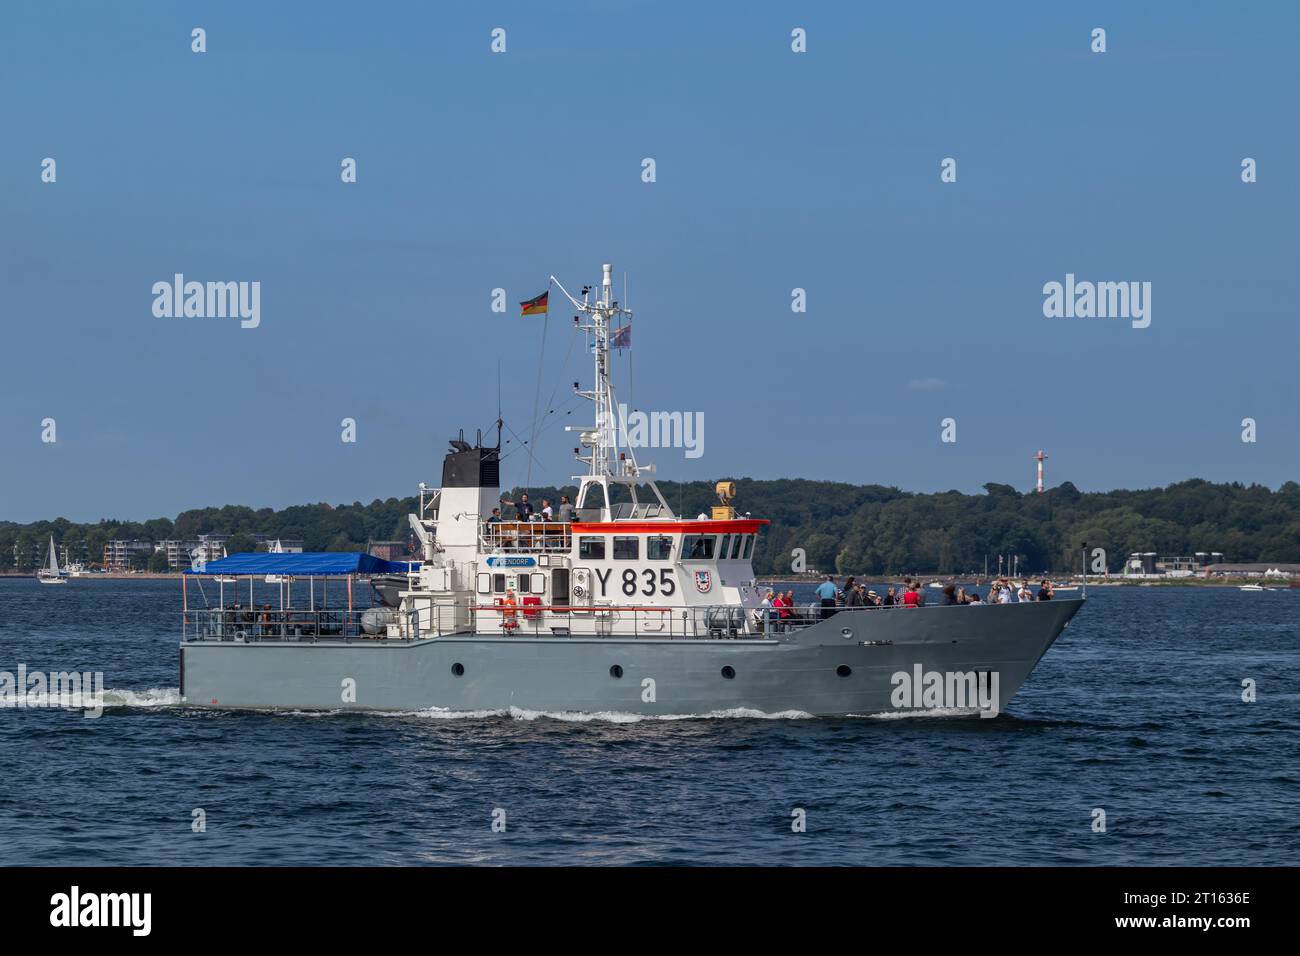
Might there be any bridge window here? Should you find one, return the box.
[682,535,715,560]
[718,534,731,560]
[578,536,606,560]
[613,536,639,560]
[647,536,672,560]
[741,534,754,559]
[729,535,743,559]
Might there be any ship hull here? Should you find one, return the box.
[179,599,1083,717]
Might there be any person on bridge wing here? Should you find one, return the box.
[500,493,534,522]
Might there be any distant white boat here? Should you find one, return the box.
[36,536,68,585]
[1239,584,1268,592]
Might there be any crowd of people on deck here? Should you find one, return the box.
[488,493,576,525]
[758,575,1056,628]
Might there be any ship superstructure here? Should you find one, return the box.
[399,263,765,641]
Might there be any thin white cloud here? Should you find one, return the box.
[906,378,947,392]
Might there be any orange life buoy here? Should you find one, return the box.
[499,595,519,631]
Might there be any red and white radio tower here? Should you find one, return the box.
[1033,449,1048,494]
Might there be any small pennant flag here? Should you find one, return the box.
[611,323,632,350]
[520,290,548,316]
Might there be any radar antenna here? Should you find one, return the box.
[549,263,673,521]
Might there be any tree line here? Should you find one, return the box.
[2,478,1297,575]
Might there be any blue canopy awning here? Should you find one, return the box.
[184,552,418,576]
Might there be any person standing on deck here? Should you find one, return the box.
[501,493,534,522]
[501,588,519,633]
[557,495,574,522]
[760,589,775,632]
[815,575,838,619]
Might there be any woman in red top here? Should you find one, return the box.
[902,585,921,608]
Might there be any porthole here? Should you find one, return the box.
[840,627,854,639]
[836,665,852,678]
[609,664,624,679]
[721,665,736,680]
[451,662,465,677]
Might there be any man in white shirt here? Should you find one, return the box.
[759,590,775,633]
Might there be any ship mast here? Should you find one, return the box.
[550,263,673,521]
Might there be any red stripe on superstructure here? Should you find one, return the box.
[570,519,769,534]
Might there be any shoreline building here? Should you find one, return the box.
[1124,552,1225,579]
[157,539,202,571]
[103,539,155,570]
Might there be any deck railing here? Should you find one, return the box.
[435,602,834,640]
[480,521,573,554]
[183,601,957,643]
[183,607,421,642]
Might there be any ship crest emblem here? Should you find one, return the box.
[694,570,712,593]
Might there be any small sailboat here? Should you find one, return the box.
[215,546,237,584]
[36,535,68,585]
[265,539,289,584]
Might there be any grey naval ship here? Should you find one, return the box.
[180,263,1084,716]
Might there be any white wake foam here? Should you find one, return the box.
[859,706,983,719]
[390,705,816,723]
[102,686,183,707]
[87,692,978,722]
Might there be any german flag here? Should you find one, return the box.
[519,290,548,316]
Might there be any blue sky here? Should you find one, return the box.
[2,1,1297,523]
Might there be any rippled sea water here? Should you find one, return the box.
[1,578,1296,866]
